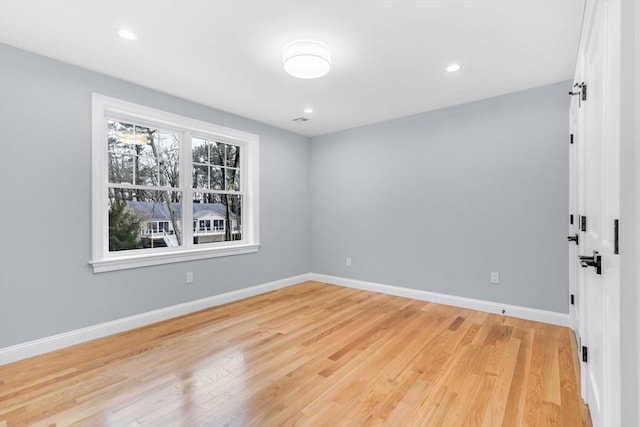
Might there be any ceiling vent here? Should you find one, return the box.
[292,117,310,123]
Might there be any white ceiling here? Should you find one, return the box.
[0,0,584,137]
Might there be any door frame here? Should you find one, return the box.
[636,4,640,418]
[636,0,640,419]
[632,0,640,422]
[617,0,640,425]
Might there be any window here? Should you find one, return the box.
[91,94,259,272]
[143,221,173,237]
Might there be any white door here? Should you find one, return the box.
[573,1,621,426]
[567,84,587,401]
[568,82,588,398]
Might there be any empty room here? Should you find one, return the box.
[0,1,638,426]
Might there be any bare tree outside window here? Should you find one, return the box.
[192,138,242,244]
[107,120,182,250]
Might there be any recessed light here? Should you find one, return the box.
[282,40,331,79]
[304,107,313,114]
[446,64,461,72]
[118,29,137,41]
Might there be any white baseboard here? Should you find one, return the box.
[0,271,570,366]
[0,273,311,366]
[309,273,570,327]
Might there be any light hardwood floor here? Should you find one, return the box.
[0,281,590,426]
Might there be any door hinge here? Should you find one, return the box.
[582,345,588,363]
[570,133,574,144]
[570,294,575,305]
[570,214,574,225]
[614,219,619,255]
[580,215,587,232]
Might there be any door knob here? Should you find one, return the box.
[567,234,579,245]
[578,250,601,275]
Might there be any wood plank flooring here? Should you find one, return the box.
[0,281,591,426]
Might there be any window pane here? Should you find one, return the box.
[226,168,240,191]
[134,156,159,186]
[192,194,241,244]
[108,119,179,188]
[192,137,224,166]
[108,152,134,184]
[156,131,179,162]
[226,144,240,167]
[226,194,242,240]
[210,142,224,166]
[192,138,210,164]
[108,188,182,251]
[192,164,208,189]
[211,167,224,190]
[160,161,179,187]
[107,120,136,155]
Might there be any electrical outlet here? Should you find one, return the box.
[186,272,194,283]
[491,272,500,284]
[346,257,352,267]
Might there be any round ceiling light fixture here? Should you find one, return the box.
[282,40,331,79]
[446,64,461,72]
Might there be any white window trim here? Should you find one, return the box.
[90,94,260,273]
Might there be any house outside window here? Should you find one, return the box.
[91,94,260,272]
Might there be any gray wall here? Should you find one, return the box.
[0,44,311,348]
[310,81,570,313]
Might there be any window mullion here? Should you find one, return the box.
[182,130,194,249]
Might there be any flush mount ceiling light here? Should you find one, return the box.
[446,64,461,72]
[304,107,313,114]
[118,29,137,41]
[282,40,331,79]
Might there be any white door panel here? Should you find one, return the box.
[571,1,621,427]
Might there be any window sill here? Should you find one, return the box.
[90,243,261,273]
